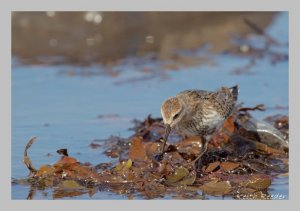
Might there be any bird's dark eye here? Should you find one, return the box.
[173,113,179,120]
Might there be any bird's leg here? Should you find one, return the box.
[191,135,209,169]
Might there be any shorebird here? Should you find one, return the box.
[159,85,239,167]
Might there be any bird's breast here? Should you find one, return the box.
[202,109,224,129]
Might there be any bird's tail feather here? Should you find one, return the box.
[229,85,239,101]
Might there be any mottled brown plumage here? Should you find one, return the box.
[159,85,239,167]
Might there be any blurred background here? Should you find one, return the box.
[12,12,277,65]
[12,12,288,199]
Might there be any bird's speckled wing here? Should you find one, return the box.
[175,88,237,136]
[174,90,216,136]
[179,88,237,118]
[178,89,213,100]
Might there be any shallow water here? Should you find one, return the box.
[11,12,288,199]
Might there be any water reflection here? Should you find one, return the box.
[84,12,103,24]
[46,11,56,17]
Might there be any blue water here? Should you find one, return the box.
[11,12,288,199]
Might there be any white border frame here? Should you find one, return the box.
[1,0,299,210]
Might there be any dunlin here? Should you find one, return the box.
[159,85,239,167]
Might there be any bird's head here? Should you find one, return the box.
[161,97,185,141]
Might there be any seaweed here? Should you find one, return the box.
[16,106,288,200]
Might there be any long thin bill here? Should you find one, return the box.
[161,124,171,153]
[163,124,171,141]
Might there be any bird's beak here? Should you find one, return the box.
[163,124,171,142]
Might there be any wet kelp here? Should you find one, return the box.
[17,105,288,200]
